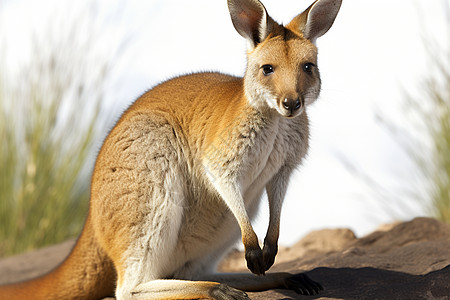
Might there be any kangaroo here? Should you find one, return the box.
[0,0,341,299]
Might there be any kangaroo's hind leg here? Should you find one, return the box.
[113,176,249,300]
[113,171,249,300]
[121,280,249,300]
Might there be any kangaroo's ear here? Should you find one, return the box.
[227,0,273,49]
[287,0,342,43]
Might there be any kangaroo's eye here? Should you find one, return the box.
[302,62,315,74]
[261,64,274,76]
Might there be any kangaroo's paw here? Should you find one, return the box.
[283,273,323,295]
[262,241,278,271]
[209,284,250,300]
[244,246,265,275]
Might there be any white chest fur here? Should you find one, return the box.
[240,113,308,211]
[240,118,280,193]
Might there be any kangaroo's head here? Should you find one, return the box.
[228,0,341,118]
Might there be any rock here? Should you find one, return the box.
[1,217,449,299]
[221,218,450,299]
[0,239,75,285]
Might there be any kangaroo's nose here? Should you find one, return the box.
[282,97,302,113]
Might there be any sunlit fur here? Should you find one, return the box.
[0,0,341,299]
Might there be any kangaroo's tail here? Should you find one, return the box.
[0,215,116,300]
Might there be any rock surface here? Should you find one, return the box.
[1,217,449,299]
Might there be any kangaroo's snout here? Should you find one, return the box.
[278,95,304,118]
[282,97,303,115]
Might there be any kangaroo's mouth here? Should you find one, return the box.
[279,107,304,118]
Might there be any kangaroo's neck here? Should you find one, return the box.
[198,82,278,154]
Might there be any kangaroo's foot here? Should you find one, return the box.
[284,273,323,295]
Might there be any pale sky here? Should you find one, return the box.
[1,0,448,245]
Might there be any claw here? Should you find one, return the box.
[209,284,250,300]
[284,273,323,295]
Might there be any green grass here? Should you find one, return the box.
[0,0,132,257]
[0,14,115,257]
[420,50,450,222]
[394,30,450,223]
[0,66,104,257]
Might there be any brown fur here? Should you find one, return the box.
[0,0,341,299]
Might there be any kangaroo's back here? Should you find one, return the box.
[127,72,248,147]
[129,72,245,124]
